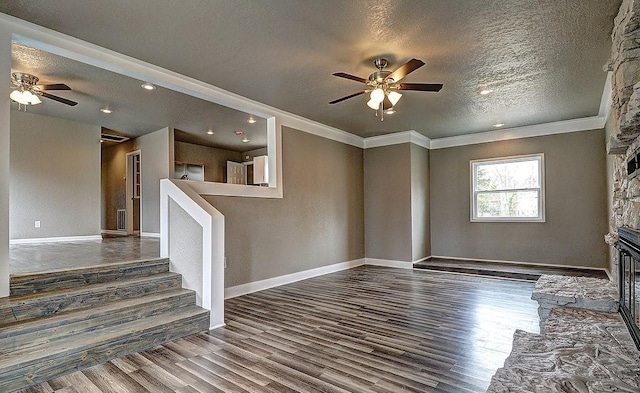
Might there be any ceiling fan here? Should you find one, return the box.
[330,58,442,120]
[10,72,78,108]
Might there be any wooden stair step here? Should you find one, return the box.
[0,306,209,392]
[0,288,196,353]
[0,272,182,326]
[10,258,170,296]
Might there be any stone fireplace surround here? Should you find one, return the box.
[486,1,640,390]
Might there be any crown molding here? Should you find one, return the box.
[429,116,606,150]
[599,72,613,120]
[363,130,431,149]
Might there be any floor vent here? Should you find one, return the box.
[116,209,126,231]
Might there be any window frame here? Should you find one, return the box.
[470,153,545,223]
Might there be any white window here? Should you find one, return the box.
[470,154,545,222]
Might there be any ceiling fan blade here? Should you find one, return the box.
[36,83,71,91]
[333,72,368,84]
[329,91,365,104]
[40,91,78,106]
[385,58,425,83]
[397,83,443,92]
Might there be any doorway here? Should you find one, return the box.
[126,150,141,235]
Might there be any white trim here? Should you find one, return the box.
[101,230,127,236]
[430,255,610,273]
[599,71,613,120]
[140,232,160,238]
[470,153,545,222]
[430,116,606,150]
[280,113,363,148]
[161,179,225,330]
[209,323,226,331]
[10,235,102,244]
[224,258,365,299]
[365,258,415,269]
[364,130,431,149]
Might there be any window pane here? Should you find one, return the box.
[475,159,539,191]
[476,190,539,218]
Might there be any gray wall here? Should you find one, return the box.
[430,129,608,268]
[101,140,136,230]
[411,144,430,261]
[10,112,101,239]
[205,127,365,288]
[364,143,413,262]
[174,141,242,183]
[137,127,172,234]
[168,198,204,305]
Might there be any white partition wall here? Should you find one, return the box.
[160,179,225,329]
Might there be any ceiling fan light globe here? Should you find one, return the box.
[27,92,41,105]
[10,90,28,105]
[370,88,385,103]
[367,98,380,110]
[387,91,402,106]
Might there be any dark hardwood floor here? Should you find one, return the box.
[15,266,539,393]
[414,257,609,281]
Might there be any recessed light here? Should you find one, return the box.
[247,116,257,124]
[100,108,112,114]
[385,109,396,115]
[141,82,156,91]
[242,137,249,143]
[207,129,214,135]
[493,123,505,128]
[235,131,244,136]
[480,89,493,95]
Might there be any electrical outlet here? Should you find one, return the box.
[34,220,41,228]
[224,256,227,268]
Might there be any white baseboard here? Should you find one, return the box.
[10,235,102,244]
[365,258,415,269]
[141,232,160,238]
[101,230,127,236]
[225,258,365,299]
[429,255,610,273]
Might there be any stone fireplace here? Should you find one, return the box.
[607,0,640,350]
[607,0,640,281]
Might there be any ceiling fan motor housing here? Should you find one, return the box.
[12,72,39,87]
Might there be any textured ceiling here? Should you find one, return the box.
[10,44,268,152]
[0,0,622,139]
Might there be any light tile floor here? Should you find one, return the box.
[9,236,160,274]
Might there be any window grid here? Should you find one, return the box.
[470,154,545,222]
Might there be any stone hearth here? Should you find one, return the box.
[487,308,640,393]
[531,275,618,331]
[488,275,639,393]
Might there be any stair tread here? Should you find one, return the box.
[1,271,181,306]
[9,257,170,281]
[0,306,209,370]
[0,288,194,340]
